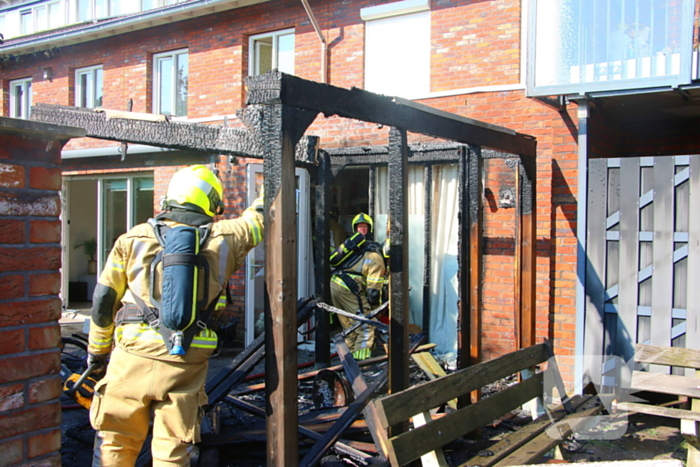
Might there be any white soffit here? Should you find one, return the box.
[360,0,430,21]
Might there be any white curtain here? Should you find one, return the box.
[375,164,460,364]
[429,165,459,367]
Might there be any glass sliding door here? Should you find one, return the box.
[98,175,154,271]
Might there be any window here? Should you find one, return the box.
[362,1,430,98]
[20,10,32,35]
[75,66,104,108]
[528,0,695,96]
[9,78,32,119]
[15,1,65,36]
[77,0,111,22]
[249,29,295,75]
[153,49,188,116]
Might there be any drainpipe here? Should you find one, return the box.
[301,0,328,83]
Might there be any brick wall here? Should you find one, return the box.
[0,0,632,386]
[0,119,81,467]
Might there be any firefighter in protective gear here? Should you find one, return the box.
[330,213,385,360]
[88,165,264,466]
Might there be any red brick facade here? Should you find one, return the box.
[0,0,582,382]
[8,0,692,389]
[0,122,80,467]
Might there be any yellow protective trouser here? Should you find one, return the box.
[330,279,375,360]
[90,346,208,467]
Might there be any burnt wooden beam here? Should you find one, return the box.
[332,334,390,461]
[246,71,536,159]
[313,151,333,369]
[422,164,432,338]
[205,297,317,407]
[225,396,378,464]
[30,103,320,162]
[457,147,470,370]
[31,103,262,157]
[261,103,317,467]
[387,127,410,415]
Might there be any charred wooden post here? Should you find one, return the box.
[245,72,319,467]
[422,164,432,338]
[387,127,410,413]
[468,146,483,369]
[313,150,333,368]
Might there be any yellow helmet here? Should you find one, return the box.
[166,165,224,217]
[351,212,373,233]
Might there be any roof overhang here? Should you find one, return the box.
[0,0,269,55]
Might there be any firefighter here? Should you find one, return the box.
[330,212,385,360]
[87,165,264,466]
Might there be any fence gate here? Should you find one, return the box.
[584,155,700,386]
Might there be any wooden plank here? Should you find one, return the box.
[493,404,605,467]
[631,371,700,398]
[412,411,449,467]
[583,159,608,381]
[374,344,549,428]
[460,395,597,467]
[615,401,700,422]
[617,158,641,363]
[334,334,391,459]
[388,373,544,467]
[650,156,675,352]
[245,71,537,159]
[411,352,457,411]
[634,344,700,369]
[387,127,411,404]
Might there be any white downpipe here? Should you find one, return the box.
[300,0,327,83]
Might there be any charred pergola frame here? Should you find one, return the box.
[32,71,537,467]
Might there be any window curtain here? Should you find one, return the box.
[375,164,459,364]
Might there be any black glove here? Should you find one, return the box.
[87,352,109,377]
[367,288,381,308]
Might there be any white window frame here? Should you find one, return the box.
[75,65,104,109]
[15,1,65,36]
[76,0,113,22]
[361,1,431,98]
[248,28,295,76]
[153,49,189,117]
[9,78,32,119]
[20,9,32,35]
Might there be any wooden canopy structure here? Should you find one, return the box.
[32,71,537,467]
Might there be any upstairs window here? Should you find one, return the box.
[249,29,295,75]
[5,1,65,38]
[77,0,113,22]
[153,49,188,117]
[9,78,32,119]
[361,0,431,99]
[528,0,695,96]
[76,65,104,108]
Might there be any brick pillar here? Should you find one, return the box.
[0,118,84,467]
